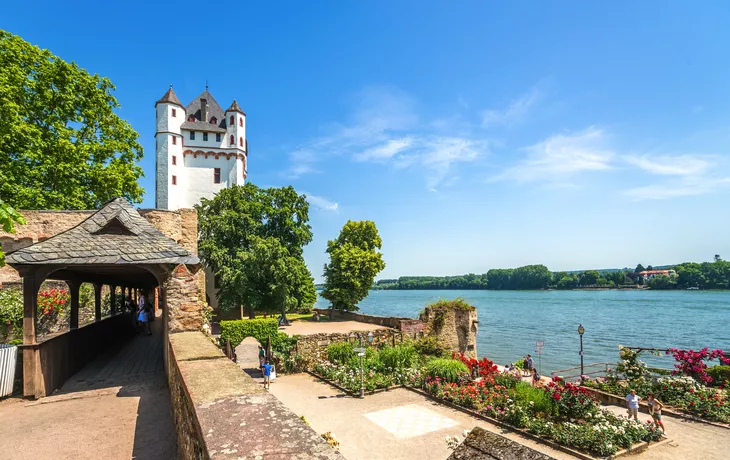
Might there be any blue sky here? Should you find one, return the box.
[5,2,730,281]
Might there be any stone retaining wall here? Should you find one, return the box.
[313,308,423,332]
[167,331,344,460]
[295,329,405,368]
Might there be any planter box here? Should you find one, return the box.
[0,344,18,398]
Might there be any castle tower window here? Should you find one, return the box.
[214,168,221,184]
[229,115,234,125]
[172,155,177,165]
[210,117,217,124]
[216,133,221,142]
[229,135,234,145]
[172,108,176,117]
[172,136,177,145]
[239,137,243,147]
[239,118,243,127]
[203,132,208,141]
[188,115,195,122]
[172,175,177,185]
[190,131,195,140]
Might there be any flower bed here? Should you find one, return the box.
[416,353,663,458]
[583,375,730,424]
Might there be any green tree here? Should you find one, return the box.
[322,221,385,315]
[0,199,26,266]
[634,264,646,273]
[197,184,315,318]
[0,30,144,210]
[580,270,600,286]
[647,274,676,290]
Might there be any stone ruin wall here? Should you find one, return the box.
[295,329,407,368]
[420,305,479,358]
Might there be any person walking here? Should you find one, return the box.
[531,368,541,386]
[262,360,273,389]
[626,389,640,421]
[647,393,667,436]
[258,346,266,377]
[526,354,534,376]
[137,293,151,335]
[522,356,529,376]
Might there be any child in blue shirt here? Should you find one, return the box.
[263,361,273,389]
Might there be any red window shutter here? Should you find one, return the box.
[229,115,234,125]
[229,135,234,145]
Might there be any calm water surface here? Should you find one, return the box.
[315,290,730,374]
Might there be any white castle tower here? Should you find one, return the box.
[155,86,247,210]
[155,86,248,315]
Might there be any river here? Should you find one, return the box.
[315,289,730,375]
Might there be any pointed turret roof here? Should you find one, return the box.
[6,198,199,266]
[226,99,246,115]
[155,86,183,107]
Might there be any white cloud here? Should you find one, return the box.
[625,177,730,200]
[286,85,488,189]
[305,194,339,212]
[482,87,541,128]
[490,126,613,183]
[356,138,413,161]
[624,154,713,176]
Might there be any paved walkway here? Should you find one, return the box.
[280,319,389,336]
[0,315,175,460]
[269,374,571,460]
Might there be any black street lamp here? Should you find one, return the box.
[578,324,585,383]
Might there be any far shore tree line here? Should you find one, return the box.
[374,259,730,291]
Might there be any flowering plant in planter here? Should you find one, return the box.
[544,377,599,420]
[666,348,730,385]
[452,352,498,378]
[37,288,69,331]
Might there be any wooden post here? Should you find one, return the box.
[110,285,117,315]
[68,280,80,329]
[93,283,102,321]
[22,273,40,398]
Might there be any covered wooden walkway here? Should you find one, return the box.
[0,313,175,460]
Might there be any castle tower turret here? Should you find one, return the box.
[225,100,247,184]
[155,86,184,209]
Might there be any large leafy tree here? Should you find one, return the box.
[322,220,385,315]
[0,199,26,266]
[197,183,315,318]
[0,30,143,209]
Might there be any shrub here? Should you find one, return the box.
[413,336,447,357]
[220,318,279,348]
[0,288,23,341]
[327,342,355,364]
[424,358,469,383]
[378,345,418,371]
[707,366,730,386]
[513,381,557,416]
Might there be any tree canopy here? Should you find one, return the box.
[322,220,385,313]
[196,183,316,317]
[0,199,26,266]
[0,30,144,210]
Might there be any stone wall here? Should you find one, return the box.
[420,304,479,358]
[166,331,343,460]
[313,308,424,333]
[165,264,209,333]
[295,329,405,368]
[448,427,555,460]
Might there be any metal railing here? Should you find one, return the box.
[551,362,613,381]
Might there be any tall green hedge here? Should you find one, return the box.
[220,318,298,357]
[220,318,279,348]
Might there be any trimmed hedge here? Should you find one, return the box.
[220,318,279,348]
[707,365,730,386]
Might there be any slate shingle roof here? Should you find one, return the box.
[155,86,183,107]
[182,90,227,132]
[6,198,200,266]
[226,99,246,115]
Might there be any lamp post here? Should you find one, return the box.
[351,332,374,398]
[578,324,585,383]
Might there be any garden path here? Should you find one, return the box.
[601,404,729,460]
[269,373,573,460]
[0,313,175,460]
[280,318,389,336]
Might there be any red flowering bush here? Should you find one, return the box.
[544,376,599,420]
[36,288,69,331]
[453,352,499,378]
[666,348,730,385]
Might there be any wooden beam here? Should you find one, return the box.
[94,283,102,321]
[110,285,117,315]
[22,272,42,398]
[68,280,81,329]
